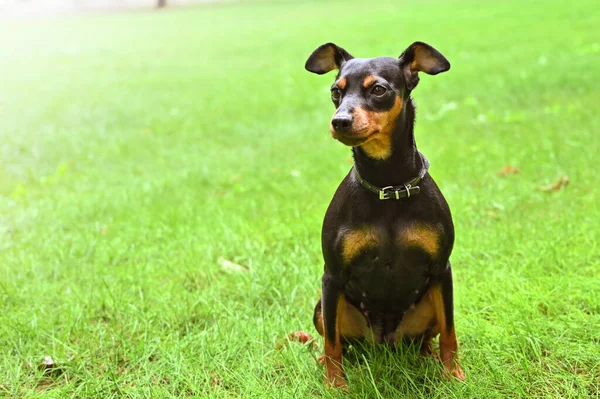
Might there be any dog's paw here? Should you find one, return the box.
[442,365,465,381]
[325,376,348,390]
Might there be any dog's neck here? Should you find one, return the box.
[352,98,423,187]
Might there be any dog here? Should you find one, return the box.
[305,41,464,388]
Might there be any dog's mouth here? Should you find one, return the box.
[336,135,367,146]
[333,130,378,147]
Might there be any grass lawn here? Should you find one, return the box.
[1,0,599,397]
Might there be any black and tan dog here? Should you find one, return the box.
[305,42,464,388]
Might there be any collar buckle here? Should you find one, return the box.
[354,152,430,201]
[379,186,396,200]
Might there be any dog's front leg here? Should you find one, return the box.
[321,272,347,388]
[430,263,465,380]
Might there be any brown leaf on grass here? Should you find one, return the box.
[540,175,569,192]
[288,331,314,344]
[209,372,223,388]
[218,257,248,273]
[497,165,520,176]
[276,331,317,350]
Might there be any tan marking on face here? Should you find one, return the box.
[329,119,336,136]
[398,222,441,258]
[341,227,379,264]
[351,95,403,160]
[362,75,377,88]
[336,77,347,90]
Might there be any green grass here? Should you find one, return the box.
[1,0,599,397]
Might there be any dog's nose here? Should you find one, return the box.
[331,115,353,132]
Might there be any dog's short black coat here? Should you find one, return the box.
[305,42,464,388]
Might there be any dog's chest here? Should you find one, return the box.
[338,222,439,314]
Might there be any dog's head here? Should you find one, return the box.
[305,42,450,159]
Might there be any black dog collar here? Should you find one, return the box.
[353,153,430,200]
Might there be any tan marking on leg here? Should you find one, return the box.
[341,227,379,265]
[324,294,347,388]
[315,299,370,340]
[336,77,347,90]
[394,287,437,339]
[340,300,369,339]
[429,285,465,380]
[352,95,403,160]
[314,304,324,337]
[398,222,441,258]
[362,75,377,88]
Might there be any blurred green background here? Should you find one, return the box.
[1,0,599,397]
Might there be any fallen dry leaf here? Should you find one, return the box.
[276,331,317,350]
[540,175,569,192]
[209,371,223,388]
[287,331,314,344]
[497,165,520,176]
[218,257,248,273]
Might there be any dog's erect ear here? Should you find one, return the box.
[398,42,450,90]
[305,43,354,75]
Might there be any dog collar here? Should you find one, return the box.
[353,153,430,200]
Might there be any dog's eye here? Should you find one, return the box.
[331,88,341,101]
[372,85,387,96]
